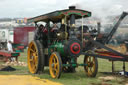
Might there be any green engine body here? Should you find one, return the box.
[48,42,65,57]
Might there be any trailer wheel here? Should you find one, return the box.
[27,40,44,74]
[49,52,62,78]
[84,55,98,77]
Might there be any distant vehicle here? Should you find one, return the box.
[0,26,35,50]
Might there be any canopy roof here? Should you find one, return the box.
[28,7,91,23]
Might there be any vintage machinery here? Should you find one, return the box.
[27,6,128,78]
[27,6,98,78]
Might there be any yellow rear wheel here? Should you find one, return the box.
[27,40,44,74]
[84,55,98,77]
[49,52,62,78]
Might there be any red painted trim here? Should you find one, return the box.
[70,43,80,54]
[63,10,88,16]
[99,54,123,59]
[96,51,128,59]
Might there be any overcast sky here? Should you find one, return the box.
[0,0,127,18]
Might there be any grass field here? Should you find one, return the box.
[0,49,128,85]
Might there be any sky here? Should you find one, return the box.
[0,0,128,18]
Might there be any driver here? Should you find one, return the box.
[39,24,48,34]
[50,23,59,39]
[51,23,59,32]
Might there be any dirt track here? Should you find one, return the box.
[0,75,62,85]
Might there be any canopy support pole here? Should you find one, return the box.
[65,16,67,41]
[82,16,84,45]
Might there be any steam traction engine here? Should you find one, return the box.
[27,6,128,78]
[27,6,98,78]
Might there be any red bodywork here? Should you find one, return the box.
[14,26,35,46]
[0,50,20,62]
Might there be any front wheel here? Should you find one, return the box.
[84,55,98,77]
[49,52,62,78]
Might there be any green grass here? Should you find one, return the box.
[0,49,128,85]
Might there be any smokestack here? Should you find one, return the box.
[70,15,75,25]
[69,6,76,10]
[69,6,76,25]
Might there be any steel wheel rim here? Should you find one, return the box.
[27,41,38,74]
[49,53,60,78]
[85,56,96,76]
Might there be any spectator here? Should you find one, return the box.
[7,41,14,61]
[7,41,13,52]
